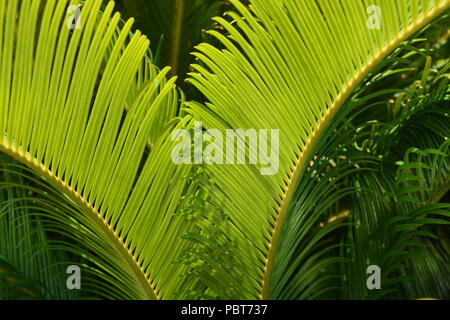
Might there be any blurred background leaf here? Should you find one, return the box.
[0,154,79,300]
[114,0,245,98]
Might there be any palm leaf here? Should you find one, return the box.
[115,0,229,79]
[0,0,199,299]
[1,0,449,300]
[186,0,450,299]
[0,155,76,299]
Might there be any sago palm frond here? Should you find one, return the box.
[0,154,76,299]
[343,142,450,299]
[0,0,198,299]
[186,0,450,299]
[115,0,228,80]
[0,0,449,300]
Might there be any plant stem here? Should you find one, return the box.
[169,0,185,78]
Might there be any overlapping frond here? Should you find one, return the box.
[186,0,450,298]
[0,0,198,299]
[115,0,227,79]
[1,0,448,300]
[0,158,75,299]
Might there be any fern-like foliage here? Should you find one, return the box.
[0,0,448,300]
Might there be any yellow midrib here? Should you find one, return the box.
[0,140,160,300]
[260,2,450,300]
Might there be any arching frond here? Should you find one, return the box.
[1,0,449,300]
[0,0,198,299]
[0,155,76,299]
[186,0,450,299]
